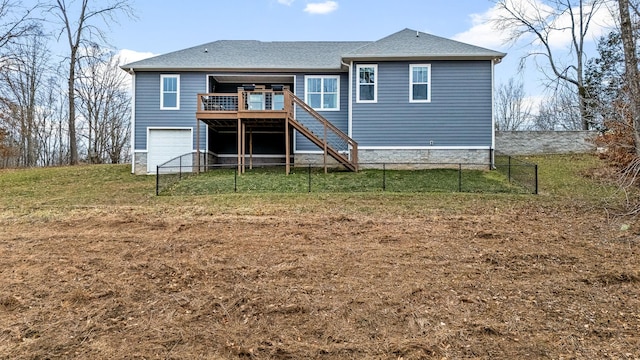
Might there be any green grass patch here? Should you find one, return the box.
[162,166,529,195]
[521,154,619,201]
[0,165,155,209]
[0,154,620,216]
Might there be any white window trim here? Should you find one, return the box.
[304,75,340,111]
[160,74,180,110]
[409,64,431,103]
[356,64,378,103]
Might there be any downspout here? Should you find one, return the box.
[129,68,136,174]
[341,60,353,138]
[490,59,497,166]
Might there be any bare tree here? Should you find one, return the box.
[0,30,50,167]
[49,0,133,165]
[76,45,130,164]
[531,83,582,130]
[495,77,532,130]
[618,0,640,156]
[0,0,38,70]
[38,75,68,166]
[0,103,20,167]
[492,0,605,130]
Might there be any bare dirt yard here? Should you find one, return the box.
[1,158,639,359]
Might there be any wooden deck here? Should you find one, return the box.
[194,89,358,174]
[196,88,290,121]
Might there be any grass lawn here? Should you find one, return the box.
[162,165,533,195]
[1,154,638,359]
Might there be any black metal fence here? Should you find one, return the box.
[155,153,201,195]
[493,151,539,194]
[156,154,539,196]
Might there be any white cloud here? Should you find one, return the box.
[117,49,156,65]
[115,49,157,90]
[452,10,511,49]
[277,0,295,5]
[453,0,613,50]
[304,1,338,15]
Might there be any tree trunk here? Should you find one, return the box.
[68,50,78,165]
[618,0,640,156]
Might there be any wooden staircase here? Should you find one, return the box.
[286,91,358,172]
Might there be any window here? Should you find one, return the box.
[248,93,264,110]
[305,76,339,111]
[273,94,285,110]
[410,64,431,102]
[161,75,180,110]
[357,64,377,103]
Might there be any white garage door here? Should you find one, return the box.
[147,129,193,174]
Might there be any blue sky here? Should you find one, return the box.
[112,0,495,52]
[81,0,616,106]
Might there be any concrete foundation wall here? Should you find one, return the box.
[295,149,491,170]
[294,154,342,168]
[496,131,597,155]
[134,152,147,175]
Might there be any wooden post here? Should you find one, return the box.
[285,116,290,175]
[249,128,253,170]
[196,118,200,174]
[323,123,327,174]
[237,118,242,174]
[241,122,246,174]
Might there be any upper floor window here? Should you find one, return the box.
[410,64,431,103]
[161,74,180,110]
[305,76,339,111]
[357,64,377,103]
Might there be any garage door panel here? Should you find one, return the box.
[148,129,192,173]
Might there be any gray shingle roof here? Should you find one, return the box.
[123,40,368,71]
[343,29,506,60]
[123,28,505,71]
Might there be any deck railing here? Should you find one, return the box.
[197,89,290,113]
[198,93,239,111]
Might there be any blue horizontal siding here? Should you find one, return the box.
[294,72,349,152]
[134,72,207,151]
[352,61,493,147]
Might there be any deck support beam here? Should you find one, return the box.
[249,128,253,170]
[241,122,246,173]
[323,124,327,174]
[237,118,242,174]
[196,119,200,173]
[285,117,290,175]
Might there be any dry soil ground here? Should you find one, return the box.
[1,175,640,358]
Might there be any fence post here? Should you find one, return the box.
[508,156,511,183]
[534,164,539,195]
[458,163,462,192]
[156,165,160,196]
[234,166,237,193]
[179,156,182,180]
[383,163,386,191]
[308,164,311,193]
